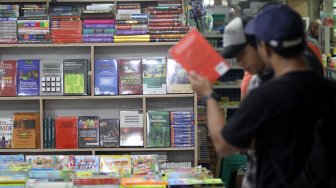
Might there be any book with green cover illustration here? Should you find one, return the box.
[142,57,167,94]
[63,59,88,95]
[147,111,170,147]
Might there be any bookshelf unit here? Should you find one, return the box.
[0,0,198,166]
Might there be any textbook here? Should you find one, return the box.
[169,29,230,83]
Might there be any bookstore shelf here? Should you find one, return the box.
[202,34,222,38]
[53,0,175,2]
[0,42,178,48]
[0,97,40,101]
[0,147,195,153]
[6,0,46,2]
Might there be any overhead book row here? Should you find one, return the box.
[0,1,190,44]
[0,57,192,97]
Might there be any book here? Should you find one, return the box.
[39,59,63,96]
[63,59,88,95]
[12,112,40,149]
[166,58,193,93]
[0,60,17,96]
[94,59,118,95]
[99,119,120,147]
[17,59,40,96]
[100,155,131,177]
[119,111,143,147]
[59,155,76,171]
[0,118,13,148]
[78,116,100,148]
[142,57,167,94]
[55,116,77,149]
[118,59,142,95]
[131,155,158,177]
[147,111,170,147]
[75,155,99,172]
[169,29,230,83]
[26,155,61,169]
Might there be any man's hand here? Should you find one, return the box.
[188,71,213,97]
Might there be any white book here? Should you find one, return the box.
[0,118,13,149]
[119,111,143,146]
[39,59,63,96]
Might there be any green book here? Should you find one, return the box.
[63,59,88,95]
[147,111,170,147]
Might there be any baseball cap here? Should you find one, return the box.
[220,17,247,58]
[246,5,305,56]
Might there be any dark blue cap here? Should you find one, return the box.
[247,5,305,56]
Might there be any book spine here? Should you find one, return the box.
[43,118,47,148]
[83,33,114,38]
[117,9,141,14]
[114,38,149,43]
[116,20,147,24]
[150,34,184,39]
[116,24,147,30]
[149,21,182,27]
[148,26,190,31]
[83,28,115,34]
[83,24,115,29]
[117,5,141,9]
[115,14,148,20]
[149,14,180,19]
[83,37,113,42]
[83,19,115,24]
[150,38,180,42]
[115,30,147,35]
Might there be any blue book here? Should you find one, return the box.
[17,60,40,96]
[94,59,118,95]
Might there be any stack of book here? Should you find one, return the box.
[50,6,82,43]
[0,4,19,44]
[114,3,149,43]
[148,1,189,42]
[82,3,115,43]
[17,4,50,43]
[170,112,194,147]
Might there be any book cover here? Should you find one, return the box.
[55,116,77,149]
[0,60,17,96]
[166,58,193,93]
[39,59,63,96]
[118,59,142,95]
[63,59,88,95]
[0,118,13,148]
[99,118,120,147]
[100,155,131,177]
[119,111,143,147]
[147,111,170,147]
[12,112,40,149]
[131,155,158,177]
[59,155,76,171]
[169,29,231,83]
[17,59,40,96]
[94,59,118,95]
[78,116,100,148]
[142,57,167,94]
[26,155,61,169]
[75,155,99,172]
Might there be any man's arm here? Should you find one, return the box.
[188,71,241,156]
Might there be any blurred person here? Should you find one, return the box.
[189,5,336,188]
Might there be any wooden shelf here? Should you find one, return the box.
[0,147,195,153]
[230,66,243,70]
[203,34,222,38]
[0,42,177,48]
[5,0,46,2]
[0,96,40,101]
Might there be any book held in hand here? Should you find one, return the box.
[169,29,230,83]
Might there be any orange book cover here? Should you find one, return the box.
[55,116,78,149]
[12,112,40,149]
[169,29,231,83]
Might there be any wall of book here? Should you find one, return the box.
[0,0,190,44]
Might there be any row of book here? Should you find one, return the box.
[0,1,191,44]
[0,111,194,149]
[0,57,192,97]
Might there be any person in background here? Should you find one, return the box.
[307,19,322,45]
[306,19,324,75]
[189,5,335,188]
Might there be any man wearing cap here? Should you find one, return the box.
[189,5,336,188]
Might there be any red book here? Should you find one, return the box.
[169,29,230,83]
[0,60,17,96]
[118,59,142,95]
[55,116,78,149]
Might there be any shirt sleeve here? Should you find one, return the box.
[222,88,270,148]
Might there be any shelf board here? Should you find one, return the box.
[5,0,46,2]
[0,96,40,101]
[0,42,177,48]
[41,94,194,100]
[0,147,195,153]
[215,47,223,51]
[213,85,240,89]
[230,66,243,70]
